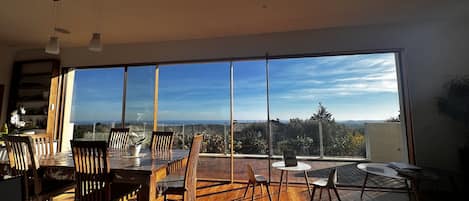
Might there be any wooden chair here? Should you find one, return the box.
[70,140,141,201]
[160,134,203,201]
[310,168,341,201]
[4,135,75,201]
[150,131,174,152]
[29,134,55,156]
[243,164,272,201]
[107,128,130,150]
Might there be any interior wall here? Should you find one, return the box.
[14,17,469,173]
[0,45,14,127]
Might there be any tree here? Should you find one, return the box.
[311,102,334,122]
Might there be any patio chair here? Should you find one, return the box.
[4,135,75,201]
[159,134,203,201]
[107,128,130,150]
[310,168,341,201]
[71,140,141,201]
[243,164,272,201]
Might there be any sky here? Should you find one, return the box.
[71,53,400,122]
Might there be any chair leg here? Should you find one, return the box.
[311,186,316,201]
[252,183,256,201]
[319,187,323,200]
[164,193,167,201]
[265,183,272,201]
[244,182,251,198]
[327,188,332,201]
[333,187,341,201]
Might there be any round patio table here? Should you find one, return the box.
[272,161,312,200]
[357,163,416,200]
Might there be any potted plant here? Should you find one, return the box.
[9,106,26,134]
[437,77,469,187]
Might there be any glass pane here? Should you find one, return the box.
[268,53,402,184]
[233,60,268,181]
[158,62,230,180]
[70,68,124,140]
[125,66,155,148]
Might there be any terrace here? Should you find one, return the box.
[1,1,468,201]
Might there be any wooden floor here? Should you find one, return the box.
[55,181,414,201]
[52,158,460,201]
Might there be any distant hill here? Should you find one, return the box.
[336,120,385,125]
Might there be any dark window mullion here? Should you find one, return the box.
[121,66,128,128]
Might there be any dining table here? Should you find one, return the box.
[0,147,189,201]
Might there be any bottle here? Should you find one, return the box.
[1,123,7,135]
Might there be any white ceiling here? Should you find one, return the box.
[0,0,467,48]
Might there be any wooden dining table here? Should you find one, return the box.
[0,147,189,201]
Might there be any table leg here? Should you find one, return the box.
[360,172,369,200]
[278,170,284,201]
[304,170,312,198]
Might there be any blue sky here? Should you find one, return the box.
[71,53,400,122]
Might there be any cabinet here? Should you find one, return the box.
[8,59,60,137]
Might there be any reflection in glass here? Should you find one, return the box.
[125,66,155,147]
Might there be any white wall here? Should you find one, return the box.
[0,46,14,126]
[14,17,469,173]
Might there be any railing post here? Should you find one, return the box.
[319,121,324,159]
[92,122,96,140]
[182,124,185,149]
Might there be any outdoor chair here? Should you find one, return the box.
[4,135,75,201]
[107,128,130,150]
[71,140,141,201]
[159,134,203,201]
[243,164,272,201]
[310,168,341,201]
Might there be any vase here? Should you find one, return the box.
[129,144,142,157]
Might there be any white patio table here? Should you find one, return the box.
[272,161,312,200]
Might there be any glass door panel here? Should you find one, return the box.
[158,62,231,181]
[69,67,125,140]
[125,66,156,148]
[232,60,268,181]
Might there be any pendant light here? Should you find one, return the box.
[45,0,61,55]
[89,0,103,52]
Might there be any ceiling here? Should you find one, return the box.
[0,0,467,48]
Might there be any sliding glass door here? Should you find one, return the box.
[69,67,124,140]
[125,66,156,146]
[232,60,268,181]
[62,52,405,183]
[157,62,231,181]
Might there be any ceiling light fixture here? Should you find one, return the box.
[88,0,103,52]
[45,0,61,55]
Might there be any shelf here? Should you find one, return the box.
[16,100,48,104]
[21,72,50,77]
[23,115,47,117]
[19,86,49,90]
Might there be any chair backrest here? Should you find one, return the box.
[183,134,203,201]
[150,131,174,152]
[246,164,257,183]
[70,140,110,201]
[107,128,130,150]
[4,135,41,197]
[29,134,55,156]
[326,168,338,187]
